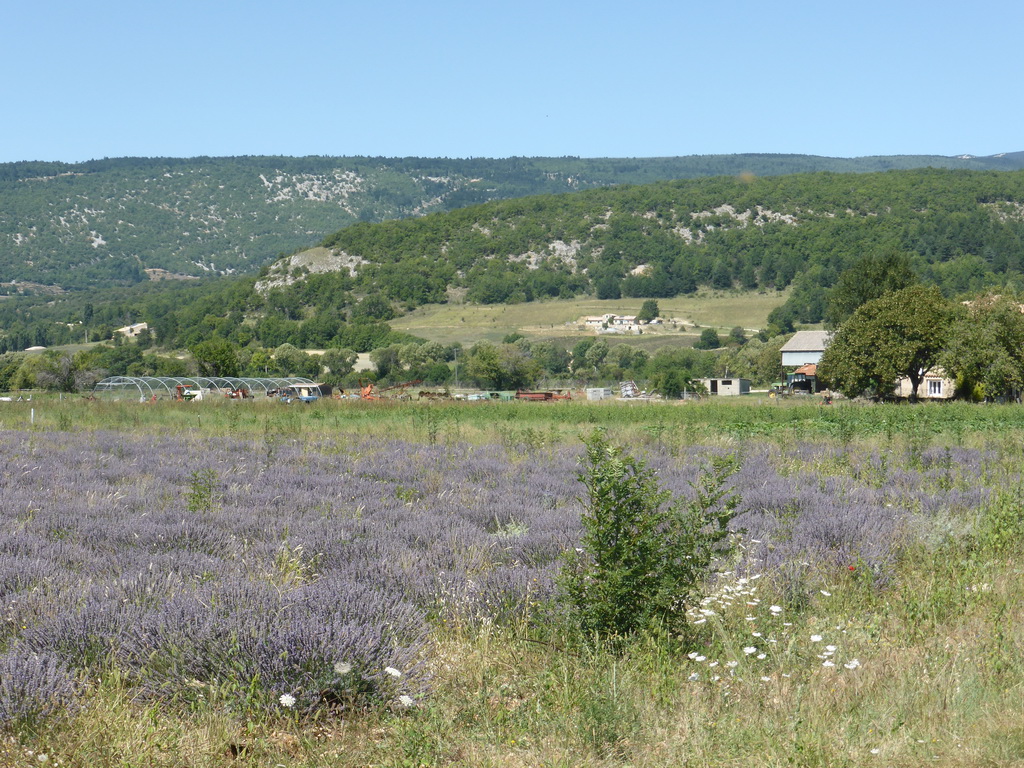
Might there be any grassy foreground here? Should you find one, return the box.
[1,396,1023,767]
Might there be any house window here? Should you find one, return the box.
[721,380,732,386]
[927,379,942,397]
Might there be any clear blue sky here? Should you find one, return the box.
[4,0,1022,163]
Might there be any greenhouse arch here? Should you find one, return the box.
[91,376,323,401]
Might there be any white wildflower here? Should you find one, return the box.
[384,666,402,678]
[398,694,415,707]
[279,693,296,708]
[743,646,757,655]
[334,661,352,675]
[810,634,823,643]
[844,659,862,670]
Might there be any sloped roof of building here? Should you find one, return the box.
[779,330,831,352]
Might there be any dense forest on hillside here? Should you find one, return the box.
[295,169,1024,331]
[3,168,1024,360]
[2,153,1022,290]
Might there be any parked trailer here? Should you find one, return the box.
[515,390,572,401]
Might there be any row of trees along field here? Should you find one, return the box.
[11,256,1024,401]
[0,319,792,397]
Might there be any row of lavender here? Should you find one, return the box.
[0,429,993,721]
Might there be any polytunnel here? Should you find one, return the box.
[90,376,323,401]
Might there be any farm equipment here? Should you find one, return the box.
[275,383,327,403]
[359,379,422,401]
[619,380,640,398]
[515,390,572,401]
[175,385,203,401]
[417,389,453,400]
[278,387,319,404]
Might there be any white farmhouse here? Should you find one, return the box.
[779,330,831,367]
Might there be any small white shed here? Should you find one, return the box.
[700,378,751,396]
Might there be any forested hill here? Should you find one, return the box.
[254,168,1024,337]
[2,152,1023,291]
[4,167,1024,354]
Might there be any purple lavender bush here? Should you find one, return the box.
[0,651,78,730]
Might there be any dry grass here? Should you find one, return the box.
[389,290,790,346]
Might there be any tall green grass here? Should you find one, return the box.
[5,394,1024,449]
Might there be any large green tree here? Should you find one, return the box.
[940,295,1024,400]
[637,300,660,324]
[319,347,358,386]
[824,251,918,328]
[465,342,541,390]
[34,352,102,393]
[190,338,240,378]
[819,285,953,401]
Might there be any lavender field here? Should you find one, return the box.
[0,398,1021,765]
[0,422,999,710]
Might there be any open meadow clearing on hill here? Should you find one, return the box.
[0,396,1022,767]
[387,291,790,347]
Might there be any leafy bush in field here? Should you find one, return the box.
[972,486,1024,554]
[560,431,740,639]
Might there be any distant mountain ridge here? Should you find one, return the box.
[1,152,1022,292]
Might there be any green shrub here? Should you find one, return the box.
[559,430,741,642]
[974,486,1024,555]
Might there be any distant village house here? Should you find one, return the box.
[115,322,149,339]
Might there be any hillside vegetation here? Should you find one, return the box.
[259,168,1024,334]
[2,153,1022,290]
[3,167,1024,369]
